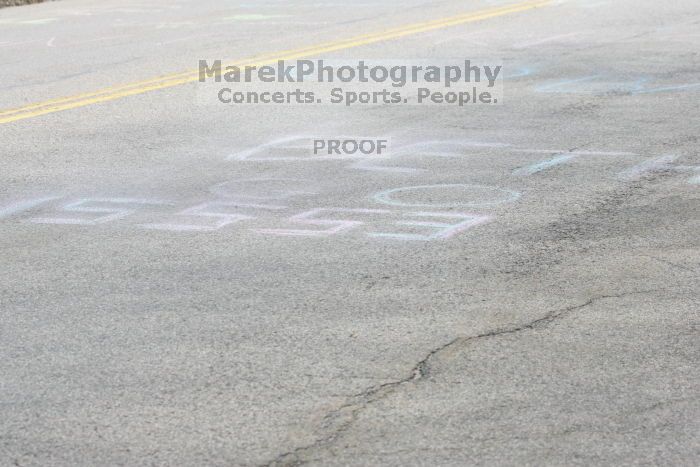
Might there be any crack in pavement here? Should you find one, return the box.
[260,289,664,467]
[643,254,698,273]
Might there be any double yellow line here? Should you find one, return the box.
[0,0,550,125]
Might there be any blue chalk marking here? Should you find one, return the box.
[536,75,650,94]
[629,78,651,93]
[535,75,600,93]
[635,83,700,94]
[373,184,521,208]
[506,67,535,79]
[536,74,699,95]
[675,165,700,184]
[617,155,679,181]
[513,153,578,176]
[368,232,433,241]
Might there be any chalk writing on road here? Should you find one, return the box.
[3,140,697,241]
[0,183,511,242]
[228,136,698,185]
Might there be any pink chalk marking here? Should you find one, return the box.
[208,178,318,200]
[141,201,284,232]
[30,198,167,226]
[348,139,510,173]
[369,212,492,241]
[229,135,374,162]
[0,196,59,220]
[255,208,390,237]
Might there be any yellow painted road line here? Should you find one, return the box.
[0,0,551,125]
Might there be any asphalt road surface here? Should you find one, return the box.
[1,0,699,465]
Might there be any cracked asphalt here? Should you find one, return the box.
[1,0,699,465]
